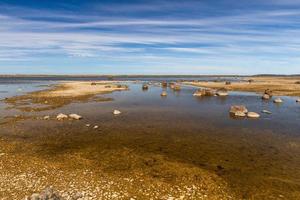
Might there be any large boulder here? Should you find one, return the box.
[230,105,248,117]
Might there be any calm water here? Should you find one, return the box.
[0,78,300,198]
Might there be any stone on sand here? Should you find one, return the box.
[69,114,82,120]
[43,116,50,120]
[113,110,121,115]
[262,110,272,114]
[247,112,260,118]
[161,91,167,97]
[56,113,68,120]
[262,94,271,100]
[230,105,248,117]
[273,98,283,103]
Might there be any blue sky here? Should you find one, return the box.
[0,0,300,75]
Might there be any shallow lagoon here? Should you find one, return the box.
[0,79,300,199]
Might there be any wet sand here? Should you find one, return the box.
[1,80,300,199]
[183,76,300,96]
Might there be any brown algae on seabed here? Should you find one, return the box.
[3,81,128,111]
[183,76,300,96]
[0,128,234,199]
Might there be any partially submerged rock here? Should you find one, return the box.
[296,99,300,103]
[161,81,168,88]
[161,91,167,97]
[113,110,121,115]
[262,110,272,114]
[24,187,62,200]
[173,84,181,91]
[142,84,149,90]
[262,94,271,100]
[193,89,216,97]
[216,88,228,97]
[247,112,260,118]
[264,89,273,97]
[43,116,50,120]
[56,113,68,120]
[273,98,283,103]
[169,82,175,89]
[69,114,82,120]
[230,105,248,117]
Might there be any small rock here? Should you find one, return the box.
[0,153,5,156]
[230,105,248,116]
[113,110,121,115]
[161,91,167,97]
[173,84,181,91]
[56,113,68,120]
[86,124,91,127]
[273,98,283,103]
[43,116,50,120]
[262,94,270,100]
[216,89,228,96]
[262,110,272,114]
[247,112,260,118]
[93,125,99,129]
[234,111,247,117]
[69,114,82,120]
[161,81,168,88]
[142,84,149,90]
[296,99,300,103]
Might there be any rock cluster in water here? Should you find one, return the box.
[229,105,260,118]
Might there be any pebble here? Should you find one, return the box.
[273,98,283,103]
[262,110,272,114]
[113,110,121,115]
[43,116,50,120]
[247,112,260,118]
[86,124,91,127]
[56,113,68,120]
[161,91,167,97]
[69,114,83,120]
[93,126,99,129]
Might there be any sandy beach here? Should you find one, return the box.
[183,76,300,96]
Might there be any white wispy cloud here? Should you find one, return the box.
[0,1,300,74]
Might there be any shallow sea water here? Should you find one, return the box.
[0,79,300,199]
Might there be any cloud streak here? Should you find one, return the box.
[0,1,300,74]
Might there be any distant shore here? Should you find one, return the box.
[1,74,300,78]
[183,76,300,96]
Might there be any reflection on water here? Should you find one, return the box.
[0,79,300,198]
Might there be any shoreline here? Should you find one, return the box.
[183,76,300,97]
